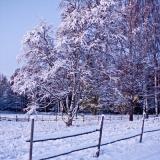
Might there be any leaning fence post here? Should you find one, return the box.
[96,115,104,157]
[140,112,146,143]
[29,117,34,160]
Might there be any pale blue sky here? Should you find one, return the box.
[0,0,61,78]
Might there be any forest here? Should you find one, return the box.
[1,0,160,126]
[0,74,28,112]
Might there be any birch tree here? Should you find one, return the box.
[12,20,56,112]
[148,0,160,117]
[56,0,122,125]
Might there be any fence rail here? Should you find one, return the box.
[0,116,30,122]
[27,115,104,160]
[101,126,160,146]
[26,129,99,143]
[37,127,160,160]
[0,114,145,122]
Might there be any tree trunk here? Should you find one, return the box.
[129,105,133,121]
[155,72,158,117]
[67,109,72,126]
[143,81,149,119]
[67,94,75,126]
[145,97,149,119]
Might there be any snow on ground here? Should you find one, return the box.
[1,114,160,160]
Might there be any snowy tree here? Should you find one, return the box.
[0,73,26,111]
[12,0,123,125]
[12,0,160,124]
[55,0,123,125]
[146,0,160,117]
[0,74,8,110]
[116,0,160,119]
[133,0,160,118]
[12,20,56,112]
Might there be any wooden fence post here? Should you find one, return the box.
[28,115,30,122]
[16,115,17,122]
[140,112,146,143]
[29,117,34,160]
[82,114,84,122]
[96,115,104,157]
[56,114,57,122]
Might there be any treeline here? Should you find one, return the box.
[0,74,27,112]
[8,0,160,125]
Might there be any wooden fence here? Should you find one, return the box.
[0,115,30,122]
[26,115,104,160]
[23,115,160,160]
[0,114,144,122]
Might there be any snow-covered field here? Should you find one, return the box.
[1,114,160,160]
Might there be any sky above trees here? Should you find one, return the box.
[0,0,61,78]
